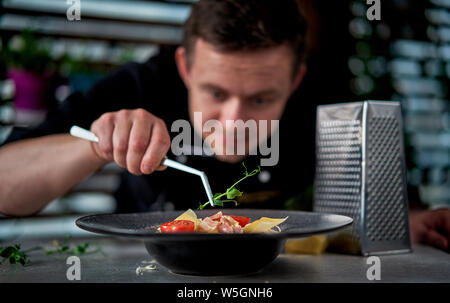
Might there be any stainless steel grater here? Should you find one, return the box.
[313,101,412,255]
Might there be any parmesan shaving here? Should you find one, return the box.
[243,217,288,233]
[136,260,158,275]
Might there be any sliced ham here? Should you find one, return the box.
[218,216,243,234]
[232,225,243,233]
[198,211,243,233]
[208,211,223,221]
[218,217,234,233]
[198,217,219,232]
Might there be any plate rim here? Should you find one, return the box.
[75,209,353,240]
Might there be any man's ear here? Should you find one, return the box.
[175,46,191,89]
[291,64,307,93]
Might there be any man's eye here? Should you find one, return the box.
[254,98,266,105]
[212,91,224,100]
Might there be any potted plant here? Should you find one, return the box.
[1,29,57,125]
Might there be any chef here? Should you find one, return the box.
[0,0,448,252]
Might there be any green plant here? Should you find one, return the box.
[198,162,261,210]
[0,236,106,266]
[1,29,55,74]
[0,244,40,266]
[45,236,106,256]
[59,54,106,75]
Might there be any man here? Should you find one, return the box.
[0,0,448,252]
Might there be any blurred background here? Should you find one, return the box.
[0,0,449,240]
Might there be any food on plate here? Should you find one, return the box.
[160,220,195,233]
[198,162,261,210]
[228,215,251,227]
[158,209,288,234]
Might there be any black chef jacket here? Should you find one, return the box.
[2,46,316,213]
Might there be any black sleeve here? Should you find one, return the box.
[1,49,170,146]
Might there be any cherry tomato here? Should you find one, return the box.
[229,215,251,227]
[160,220,195,233]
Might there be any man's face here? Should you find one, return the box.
[176,39,304,163]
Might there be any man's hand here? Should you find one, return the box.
[90,109,171,175]
[409,208,450,252]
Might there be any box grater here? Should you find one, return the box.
[313,101,412,255]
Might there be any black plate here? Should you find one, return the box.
[76,209,352,276]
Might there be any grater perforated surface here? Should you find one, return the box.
[314,120,362,242]
[365,116,408,242]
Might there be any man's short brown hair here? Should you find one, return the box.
[182,0,307,74]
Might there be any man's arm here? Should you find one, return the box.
[407,185,450,252]
[409,208,450,252]
[0,134,106,216]
[0,108,171,217]
[0,49,177,217]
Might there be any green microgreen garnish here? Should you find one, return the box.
[198,162,261,210]
[0,236,106,266]
[0,244,32,266]
[45,235,106,256]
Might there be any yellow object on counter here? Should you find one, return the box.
[326,232,362,255]
[285,235,329,255]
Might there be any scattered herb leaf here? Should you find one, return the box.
[0,244,30,266]
[1,236,107,267]
[45,236,106,256]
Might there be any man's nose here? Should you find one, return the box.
[219,97,245,123]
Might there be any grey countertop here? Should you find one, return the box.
[1,236,449,283]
